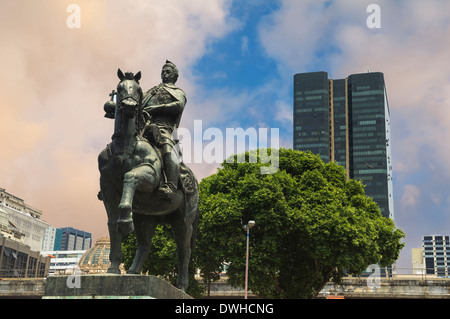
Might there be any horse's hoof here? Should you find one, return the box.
[117,219,134,235]
[177,280,188,292]
[127,268,140,275]
[107,267,121,274]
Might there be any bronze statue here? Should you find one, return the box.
[98,62,198,291]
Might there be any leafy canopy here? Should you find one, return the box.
[198,148,404,298]
[121,148,405,299]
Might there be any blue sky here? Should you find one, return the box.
[193,2,281,91]
[1,0,450,273]
[185,1,450,272]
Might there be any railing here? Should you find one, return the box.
[344,267,450,282]
[0,267,448,280]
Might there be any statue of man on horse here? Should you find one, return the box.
[98,61,198,291]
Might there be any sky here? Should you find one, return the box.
[0,0,449,272]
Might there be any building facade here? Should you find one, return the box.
[423,235,449,278]
[293,71,394,219]
[0,236,50,278]
[59,227,92,251]
[0,188,50,251]
[42,238,117,275]
[40,249,86,275]
[411,248,425,275]
[42,226,63,251]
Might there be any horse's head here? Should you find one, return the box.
[116,69,143,118]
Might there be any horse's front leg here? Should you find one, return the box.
[117,165,156,235]
[99,176,123,274]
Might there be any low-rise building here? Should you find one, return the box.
[40,249,86,275]
[0,236,50,278]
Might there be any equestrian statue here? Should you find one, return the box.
[98,61,198,291]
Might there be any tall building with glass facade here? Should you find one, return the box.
[293,71,394,220]
[59,227,92,251]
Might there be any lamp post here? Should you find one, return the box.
[244,220,255,299]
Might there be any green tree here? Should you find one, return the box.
[194,190,242,296]
[198,148,404,299]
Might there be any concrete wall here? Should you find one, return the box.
[43,274,193,299]
[320,277,450,299]
[0,278,46,298]
[1,276,450,299]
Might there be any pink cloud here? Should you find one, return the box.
[0,0,236,240]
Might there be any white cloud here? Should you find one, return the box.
[274,100,292,124]
[241,36,249,55]
[430,193,442,205]
[401,185,421,207]
[258,0,450,177]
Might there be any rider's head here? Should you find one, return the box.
[161,60,179,84]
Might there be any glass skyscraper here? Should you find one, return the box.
[293,71,394,220]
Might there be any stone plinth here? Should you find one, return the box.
[43,274,193,299]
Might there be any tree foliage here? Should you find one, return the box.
[121,148,405,299]
[198,148,405,298]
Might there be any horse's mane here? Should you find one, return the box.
[124,72,137,81]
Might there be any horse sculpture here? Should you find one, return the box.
[98,69,199,291]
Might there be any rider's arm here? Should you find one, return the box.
[144,101,184,115]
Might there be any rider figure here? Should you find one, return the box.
[142,60,186,199]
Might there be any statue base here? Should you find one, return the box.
[43,274,193,299]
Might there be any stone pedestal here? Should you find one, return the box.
[43,274,193,299]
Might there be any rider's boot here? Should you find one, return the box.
[158,153,179,200]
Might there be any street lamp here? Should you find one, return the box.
[244,220,255,299]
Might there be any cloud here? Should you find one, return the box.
[241,36,249,55]
[274,100,292,124]
[256,0,450,270]
[400,185,421,207]
[0,0,236,240]
[430,193,442,205]
[257,0,450,196]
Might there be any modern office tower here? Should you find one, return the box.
[293,71,394,219]
[59,227,92,251]
[423,235,450,277]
